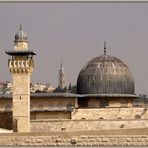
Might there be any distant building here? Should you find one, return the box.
[31,83,46,93]
[0,81,12,94]
[31,83,55,93]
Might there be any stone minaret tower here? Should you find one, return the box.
[58,62,66,89]
[6,25,36,132]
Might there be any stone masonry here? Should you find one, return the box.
[0,128,148,146]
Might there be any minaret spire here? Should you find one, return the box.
[60,59,63,69]
[104,41,106,55]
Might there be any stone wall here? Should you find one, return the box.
[31,97,76,111]
[30,119,148,132]
[72,108,148,119]
[31,111,71,119]
[30,107,148,132]
[0,128,148,146]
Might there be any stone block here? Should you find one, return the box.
[89,139,94,142]
[142,135,147,138]
[81,135,87,138]
[24,139,31,143]
[99,142,107,146]
[96,139,101,142]
[70,138,77,145]
[55,138,62,143]
[102,138,108,142]
[131,138,136,142]
[137,139,144,142]
[126,138,131,142]
[51,136,56,139]
[36,139,43,143]
[108,136,114,138]
[137,142,148,146]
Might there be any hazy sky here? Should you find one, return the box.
[0,3,148,95]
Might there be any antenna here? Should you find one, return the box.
[61,59,63,66]
[104,41,106,55]
[60,59,64,70]
[19,24,22,30]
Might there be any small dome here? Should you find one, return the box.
[14,25,27,42]
[77,54,135,95]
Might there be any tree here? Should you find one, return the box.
[68,83,72,90]
[35,89,42,93]
[53,86,67,93]
[70,85,77,94]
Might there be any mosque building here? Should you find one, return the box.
[0,26,148,133]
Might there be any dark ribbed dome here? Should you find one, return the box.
[14,25,27,42]
[77,54,135,95]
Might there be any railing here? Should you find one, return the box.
[8,59,34,68]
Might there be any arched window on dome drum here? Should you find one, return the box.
[66,104,74,112]
[120,99,128,107]
[100,99,109,108]
[78,98,89,108]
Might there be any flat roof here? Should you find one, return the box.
[0,93,139,99]
[0,93,79,99]
[31,93,79,98]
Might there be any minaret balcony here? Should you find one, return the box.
[8,59,34,69]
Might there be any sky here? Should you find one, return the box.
[0,2,148,95]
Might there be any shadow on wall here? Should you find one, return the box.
[0,112,12,130]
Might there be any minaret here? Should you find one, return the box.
[6,25,36,132]
[58,61,66,89]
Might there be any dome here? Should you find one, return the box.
[77,54,135,95]
[14,25,27,42]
